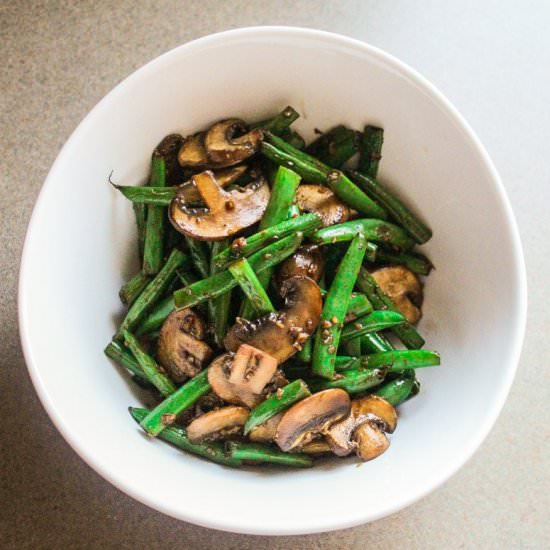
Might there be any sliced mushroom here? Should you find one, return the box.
[296,184,350,227]
[224,276,322,363]
[371,265,423,324]
[186,406,249,443]
[207,344,278,407]
[277,245,325,285]
[177,133,209,167]
[248,412,283,443]
[157,308,214,383]
[300,439,333,455]
[325,395,398,456]
[353,421,390,461]
[169,169,270,240]
[176,393,225,426]
[154,133,187,186]
[204,119,263,167]
[275,389,350,452]
[176,165,248,203]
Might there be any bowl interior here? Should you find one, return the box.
[19,28,526,535]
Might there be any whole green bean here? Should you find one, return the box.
[373,375,415,406]
[358,125,384,178]
[312,233,368,379]
[347,169,432,244]
[306,125,359,168]
[129,407,242,467]
[174,233,302,309]
[244,379,311,435]
[185,236,210,279]
[360,332,394,353]
[306,367,386,394]
[356,267,425,349]
[104,340,146,380]
[115,248,187,339]
[295,337,312,363]
[143,157,167,274]
[135,295,173,336]
[311,219,415,251]
[133,202,147,261]
[115,185,176,206]
[225,442,313,468]
[209,239,232,347]
[229,258,275,317]
[334,350,440,371]
[261,142,326,182]
[340,310,405,342]
[119,271,151,306]
[212,214,320,270]
[252,105,300,134]
[122,330,176,397]
[344,292,373,321]
[373,249,433,276]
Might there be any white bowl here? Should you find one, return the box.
[19,27,527,535]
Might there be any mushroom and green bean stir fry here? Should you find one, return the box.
[106,107,440,468]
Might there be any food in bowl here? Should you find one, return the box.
[105,106,440,468]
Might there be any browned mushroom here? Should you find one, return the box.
[154,133,186,186]
[277,244,325,285]
[371,265,423,324]
[186,406,249,443]
[204,119,263,167]
[224,276,322,363]
[300,439,333,455]
[248,412,283,443]
[207,344,278,408]
[178,133,209,167]
[169,169,270,240]
[176,165,247,203]
[176,393,225,426]
[275,389,350,452]
[157,308,214,383]
[325,395,397,457]
[296,184,350,227]
[353,421,390,461]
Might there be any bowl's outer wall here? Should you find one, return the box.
[19,28,526,535]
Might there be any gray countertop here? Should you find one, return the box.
[2,1,549,548]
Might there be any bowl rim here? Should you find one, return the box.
[18,25,527,535]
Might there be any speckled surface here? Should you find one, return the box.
[2,1,549,548]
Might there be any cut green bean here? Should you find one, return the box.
[262,133,388,219]
[225,442,313,468]
[345,292,373,321]
[312,219,415,251]
[356,267,425,349]
[119,271,151,306]
[373,375,415,407]
[115,185,176,206]
[306,367,386,394]
[252,105,300,134]
[312,233,368,379]
[334,350,440,371]
[104,340,146,381]
[133,203,147,261]
[129,407,242,467]
[373,249,433,276]
[364,241,378,262]
[185,236,210,279]
[244,379,311,435]
[122,330,176,397]
[142,157,167,274]
[135,295,172,336]
[116,248,187,339]
[140,369,211,436]
[209,239,232,347]
[360,332,394,353]
[295,337,313,363]
[212,214,320,270]
[229,258,275,317]
[358,125,384,178]
[306,125,359,168]
[347,169,432,244]
[344,337,362,357]
[280,129,306,150]
[174,233,302,309]
[340,310,406,342]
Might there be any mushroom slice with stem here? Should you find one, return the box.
[186,406,249,443]
[169,169,270,240]
[275,389,350,452]
[296,184,351,227]
[353,421,390,461]
[157,308,214,383]
[204,119,264,167]
[207,344,278,408]
[224,276,322,363]
[177,165,248,204]
[277,244,325,285]
[371,265,423,324]
[248,412,283,443]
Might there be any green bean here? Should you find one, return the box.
[129,407,242,467]
[133,203,147,261]
[360,332,394,353]
[135,295,173,336]
[373,249,433,276]
[295,337,312,363]
[229,258,275,317]
[312,233,368,379]
[139,369,211,436]
[311,219,415,251]
[340,310,405,342]
[114,185,176,206]
[174,233,302,309]
[142,157,166,274]
[262,133,388,218]
[211,214,320,270]
[252,105,300,134]
[358,125,384,178]
[287,204,301,218]
[116,249,187,339]
[209,239,232,347]
[306,125,359,168]
[185,236,210,279]
[244,379,311,435]
[225,442,313,468]
[119,271,151,306]
[373,375,415,406]
[345,292,373,321]
[364,241,378,262]
[344,337,362,357]
[407,378,421,401]
[122,330,176,397]
[104,340,147,381]
[306,367,386,394]
[176,268,198,287]
[347,169,432,244]
[356,267,425,349]
[280,129,306,150]
[334,350,440,371]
